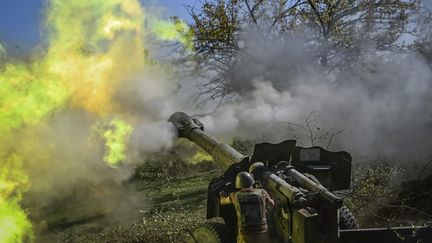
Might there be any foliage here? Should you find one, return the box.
[188,0,241,104]
[340,161,432,227]
[342,161,399,226]
[44,158,432,241]
[47,170,222,242]
[55,209,205,243]
[230,137,257,155]
[133,151,188,182]
[133,147,217,183]
[187,0,426,103]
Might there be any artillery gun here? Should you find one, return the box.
[168,112,432,243]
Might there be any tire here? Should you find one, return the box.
[339,206,359,229]
[187,221,234,243]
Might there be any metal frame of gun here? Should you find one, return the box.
[169,112,432,243]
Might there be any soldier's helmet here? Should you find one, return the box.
[235,171,255,189]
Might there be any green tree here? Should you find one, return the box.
[189,0,241,104]
[187,0,424,104]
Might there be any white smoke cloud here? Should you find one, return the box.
[199,32,432,161]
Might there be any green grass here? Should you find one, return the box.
[37,160,432,242]
[40,170,223,243]
[136,170,219,211]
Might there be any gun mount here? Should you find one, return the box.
[168,112,432,243]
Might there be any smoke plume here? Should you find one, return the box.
[0,0,189,241]
[1,1,431,242]
[200,30,432,161]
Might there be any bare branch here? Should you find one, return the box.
[306,0,328,36]
[326,126,348,149]
[417,156,432,179]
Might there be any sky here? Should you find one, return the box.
[0,0,197,55]
[1,0,430,55]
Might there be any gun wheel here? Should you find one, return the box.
[339,206,359,229]
[187,221,234,243]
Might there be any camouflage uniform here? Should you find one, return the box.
[228,188,273,243]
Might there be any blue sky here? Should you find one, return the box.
[0,0,197,54]
[2,0,429,55]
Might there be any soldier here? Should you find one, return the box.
[220,171,274,243]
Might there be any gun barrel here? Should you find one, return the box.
[168,112,246,168]
[250,162,305,204]
[285,166,342,207]
[250,162,342,208]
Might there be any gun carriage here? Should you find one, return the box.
[168,112,432,243]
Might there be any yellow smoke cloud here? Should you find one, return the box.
[0,63,70,134]
[0,154,33,243]
[93,119,133,167]
[44,0,145,115]
[175,141,213,165]
[0,0,193,241]
[189,151,213,165]
[151,17,194,49]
